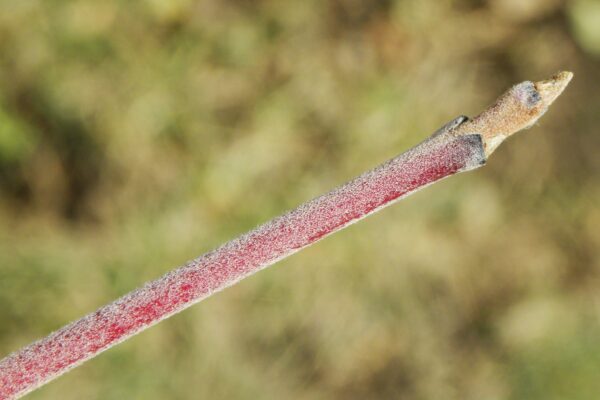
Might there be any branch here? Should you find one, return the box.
[0,71,572,400]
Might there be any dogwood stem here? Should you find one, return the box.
[0,72,572,400]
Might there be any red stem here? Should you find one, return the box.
[0,132,485,399]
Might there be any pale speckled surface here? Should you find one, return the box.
[0,130,485,399]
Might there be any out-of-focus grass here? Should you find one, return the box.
[1,0,599,399]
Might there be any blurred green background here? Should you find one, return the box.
[1,0,599,399]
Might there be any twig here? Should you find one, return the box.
[0,72,572,400]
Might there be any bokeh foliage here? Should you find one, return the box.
[1,0,599,399]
